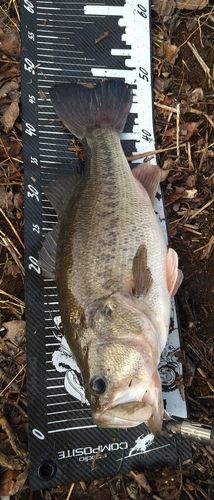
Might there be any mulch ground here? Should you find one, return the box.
[0,0,214,499]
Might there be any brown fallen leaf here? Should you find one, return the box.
[164,121,203,141]
[0,467,29,496]
[2,320,26,341]
[130,470,152,493]
[0,186,14,209]
[7,263,21,276]
[13,191,24,209]
[163,43,179,65]
[165,190,187,205]
[153,0,176,16]
[0,81,19,99]
[1,100,20,133]
[0,62,20,81]
[0,134,22,159]
[176,0,208,10]
[0,29,20,54]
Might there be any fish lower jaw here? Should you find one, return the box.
[92,402,153,429]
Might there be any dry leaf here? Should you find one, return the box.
[2,320,26,341]
[0,186,14,209]
[0,467,28,496]
[163,43,179,64]
[153,0,176,16]
[13,191,24,209]
[1,101,20,133]
[176,0,208,10]
[164,121,202,141]
[186,174,197,187]
[0,29,20,54]
[130,471,152,493]
[0,81,19,99]
[7,264,21,276]
[165,191,187,204]
[0,62,20,81]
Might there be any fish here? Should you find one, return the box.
[39,80,183,434]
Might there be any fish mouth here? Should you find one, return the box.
[93,401,153,429]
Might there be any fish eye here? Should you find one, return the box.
[90,376,106,395]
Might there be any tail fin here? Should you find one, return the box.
[49,80,132,139]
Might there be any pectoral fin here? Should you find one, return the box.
[132,244,153,297]
[166,248,183,296]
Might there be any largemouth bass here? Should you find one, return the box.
[39,80,183,434]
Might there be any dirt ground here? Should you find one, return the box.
[0,0,214,499]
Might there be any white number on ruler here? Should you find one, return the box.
[24,0,34,14]
[28,256,41,274]
[31,156,38,165]
[32,428,45,440]
[32,223,40,234]
[29,94,36,104]
[27,185,39,202]
[25,122,36,137]
[137,4,147,18]
[28,31,35,41]
[24,58,35,75]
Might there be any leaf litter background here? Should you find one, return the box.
[0,0,214,498]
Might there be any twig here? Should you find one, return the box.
[185,479,213,500]
[182,485,195,500]
[187,41,213,86]
[155,102,214,129]
[0,137,23,177]
[0,4,20,30]
[176,103,180,157]
[126,143,186,161]
[0,207,24,249]
[9,0,20,22]
[0,230,25,276]
[199,131,209,170]
[0,289,25,310]
[197,367,214,393]
[65,483,75,500]
[0,365,26,397]
[189,199,214,219]
[187,141,194,171]
[193,235,214,254]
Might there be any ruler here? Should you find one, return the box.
[21,0,190,491]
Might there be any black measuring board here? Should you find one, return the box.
[21,0,191,491]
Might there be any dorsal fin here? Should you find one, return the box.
[43,169,83,215]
